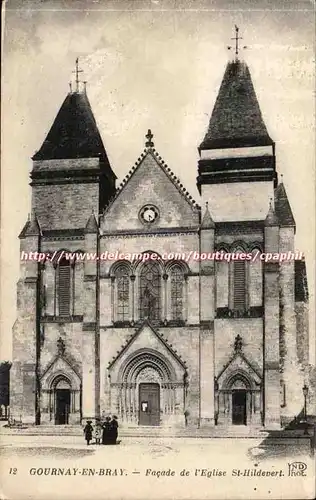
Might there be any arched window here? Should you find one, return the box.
[58,257,71,316]
[233,260,246,311]
[116,265,130,322]
[139,262,161,320]
[170,265,184,320]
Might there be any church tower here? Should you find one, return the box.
[10,61,116,424]
[197,28,308,429]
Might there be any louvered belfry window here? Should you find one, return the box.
[58,258,71,317]
[233,260,246,310]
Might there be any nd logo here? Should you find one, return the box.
[288,462,307,476]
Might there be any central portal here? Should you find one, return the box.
[139,383,160,426]
[232,390,247,425]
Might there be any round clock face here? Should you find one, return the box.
[139,205,159,224]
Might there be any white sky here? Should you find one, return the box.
[1,0,315,362]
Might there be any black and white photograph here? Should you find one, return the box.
[0,0,315,499]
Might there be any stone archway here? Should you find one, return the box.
[52,375,71,425]
[110,349,185,427]
[216,370,262,427]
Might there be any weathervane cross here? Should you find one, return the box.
[72,57,83,92]
[228,25,247,58]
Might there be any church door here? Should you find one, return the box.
[55,389,70,425]
[139,383,160,426]
[232,390,247,425]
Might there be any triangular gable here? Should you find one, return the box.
[40,353,81,390]
[108,320,187,372]
[217,351,262,388]
[100,147,200,232]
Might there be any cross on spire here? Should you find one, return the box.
[145,129,154,148]
[72,57,84,93]
[228,25,247,58]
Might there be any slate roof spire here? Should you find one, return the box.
[33,59,108,161]
[200,58,273,150]
[200,27,273,151]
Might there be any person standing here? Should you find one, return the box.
[102,416,111,445]
[94,419,102,445]
[83,420,93,446]
[110,415,119,445]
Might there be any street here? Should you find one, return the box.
[0,434,314,499]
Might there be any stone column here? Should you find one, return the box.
[199,204,215,427]
[264,204,281,428]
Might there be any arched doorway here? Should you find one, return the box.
[110,348,185,427]
[230,377,249,425]
[53,377,71,425]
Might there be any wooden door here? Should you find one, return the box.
[55,389,70,425]
[139,383,160,426]
[232,390,247,425]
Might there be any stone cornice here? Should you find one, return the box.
[101,226,199,238]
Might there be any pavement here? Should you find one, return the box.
[0,433,315,500]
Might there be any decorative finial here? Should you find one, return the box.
[206,201,208,208]
[57,337,65,355]
[234,334,243,352]
[145,129,154,148]
[269,197,274,208]
[227,25,247,58]
[27,213,31,222]
[72,57,83,93]
[69,82,72,93]
[280,173,283,183]
[83,81,87,93]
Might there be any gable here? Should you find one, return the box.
[217,352,261,390]
[101,150,200,232]
[108,322,186,383]
[40,355,81,390]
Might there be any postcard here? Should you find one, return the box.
[1,0,315,499]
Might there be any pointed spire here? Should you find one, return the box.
[201,202,215,228]
[200,59,273,150]
[264,198,279,227]
[85,210,99,233]
[32,91,107,161]
[19,212,41,238]
[274,179,295,227]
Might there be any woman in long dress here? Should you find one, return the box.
[102,416,111,445]
[110,415,119,444]
[83,420,93,445]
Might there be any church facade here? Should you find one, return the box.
[11,55,309,430]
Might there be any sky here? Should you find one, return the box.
[1,0,315,362]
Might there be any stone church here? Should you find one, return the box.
[11,53,309,430]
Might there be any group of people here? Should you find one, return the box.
[83,415,119,446]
